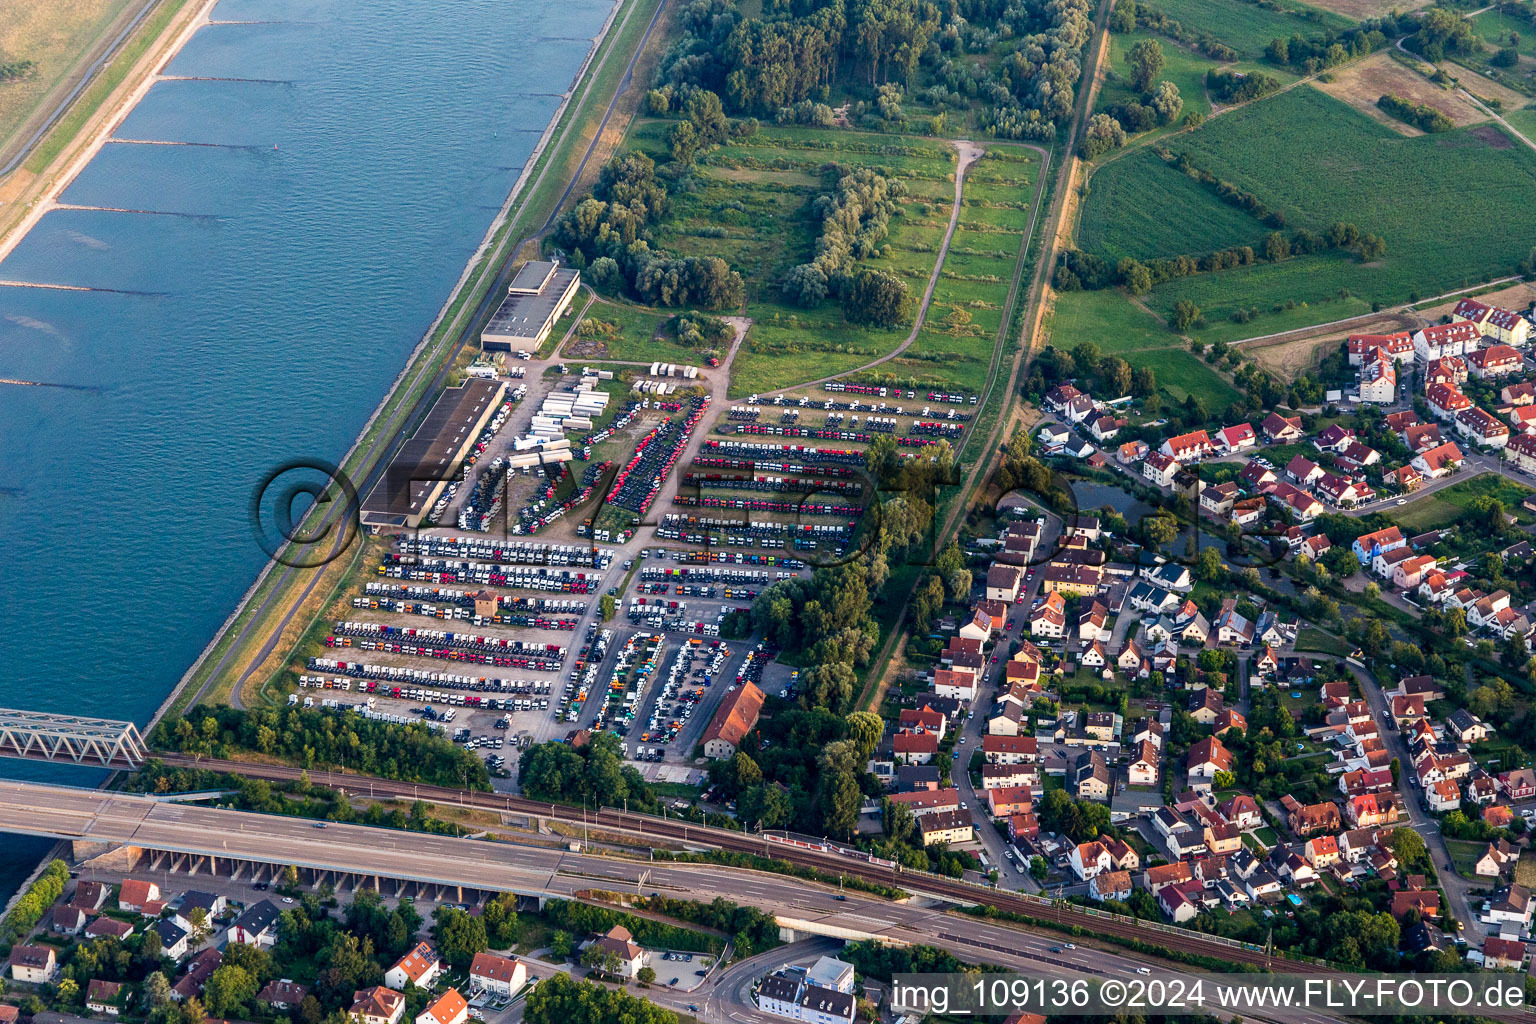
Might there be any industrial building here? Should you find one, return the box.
[481,261,581,352]
[362,378,508,531]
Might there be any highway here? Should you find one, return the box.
[0,777,1360,1024]
[139,753,1343,974]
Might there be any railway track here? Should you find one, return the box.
[153,753,1320,973]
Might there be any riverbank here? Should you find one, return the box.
[154,0,669,724]
[0,0,217,262]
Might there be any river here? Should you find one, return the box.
[0,0,615,899]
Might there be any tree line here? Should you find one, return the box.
[781,165,915,327]
[1265,14,1411,72]
[1377,93,1455,132]
[150,704,490,789]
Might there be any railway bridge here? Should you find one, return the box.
[0,708,147,768]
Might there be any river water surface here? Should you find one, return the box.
[0,0,615,896]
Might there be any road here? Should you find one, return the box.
[0,778,1371,1024]
[0,772,1358,985]
[1333,657,1479,930]
[948,507,1064,892]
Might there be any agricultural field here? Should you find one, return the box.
[1049,288,1243,408]
[1314,51,1489,134]
[1079,86,1536,339]
[1076,146,1264,262]
[1137,0,1352,60]
[0,0,135,160]
[1507,105,1536,140]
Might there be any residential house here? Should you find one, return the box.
[227,899,280,949]
[386,942,442,992]
[1262,413,1305,442]
[86,980,126,1016]
[1452,297,1532,346]
[1161,430,1213,461]
[117,879,161,913]
[1348,332,1415,365]
[1500,768,1536,800]
[1404,422,1444,452]
[1427,779,1461,812]
[1268,482,1323,522]
[1030,592,1067,637]
[1127,741,1159,786]
[8,945,57,984]
[1090,870,1134,902]
[1455,405,1511,448]
[1483,885,1534,932]
[1482,936,1528,971]
[1215,423,1257,454]
[1283,796,1341,836]
[152,919,190,961]
[351,987,407,1024]
[1186,736,1233,780]
[1465,344,1523,379]
[171,948,221,1003]
[918,808,975,846]
[1143,452,1180,487]
[1427,382,1472,420]
[1352,526,1405,565]
[1447,708,1489,744]
[1070,840,1114,881]
[1415,322,1481,361]
[1413,440,1465,478]
[1477,840,1520,878]
[585,925,647,978]
[1506,432,1536,476]
[259,981,312,1012]
[417,990,469,1024]
[1073,750,1112,800]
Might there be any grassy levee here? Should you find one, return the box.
[0,0,135,164]
[160,0,667,720]
[17,0,196,177]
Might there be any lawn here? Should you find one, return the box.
[1079,87,1536,334]
[1050,288,1242,408]
[1097,32,1216,136]
[1392,471,1535,532]
[1506,105,1536,142]
[1469,10,1536,58]
[1139,0,1353,59]
[1445,838,1488,878]
[1295,626,1353,657]
[566,297,693,363]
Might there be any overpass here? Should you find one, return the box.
[0,708,146,768]
[0,778,1438,1024]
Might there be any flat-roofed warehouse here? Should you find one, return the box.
[361,378,507,531]
[481,260,580,352]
